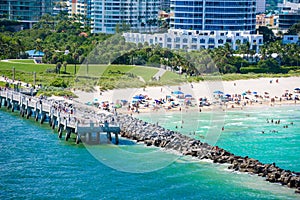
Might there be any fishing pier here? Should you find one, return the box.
[0,89,121,144]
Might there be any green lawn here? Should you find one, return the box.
[102,65,136,75]
[8,59,35,64]
[0,61,76,74]
[76,64,159,82]
[0,61,50,73]
[77,64,109,77]
[129,66,159,82]
[160,71,186,84]
[0,61,187,90]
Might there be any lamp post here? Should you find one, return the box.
[33,71,36,86]
[12,67,15,81]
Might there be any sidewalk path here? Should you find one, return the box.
[152,68,166,81]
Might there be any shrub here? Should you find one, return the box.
[49,78,68,88]
[240,66,268,74]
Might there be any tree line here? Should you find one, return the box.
[1,14,299,75]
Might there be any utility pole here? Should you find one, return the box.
[86,61,89,75]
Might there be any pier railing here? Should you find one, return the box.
[0,89,121,144]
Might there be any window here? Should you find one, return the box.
[208,38,215,44]
[183,38,188,43]
[200,39,206,44]
[218,39,224,44]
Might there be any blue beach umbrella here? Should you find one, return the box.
[252,92,257,95]
[225,94,231,97]
[133,95,144,100]
[173,91,184,95]
[185,94,192,98]
[213,90,223,95]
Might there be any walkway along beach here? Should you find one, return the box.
[0,88,300,194]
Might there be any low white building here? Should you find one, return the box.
[123,29,263,52]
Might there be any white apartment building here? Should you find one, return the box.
[90,0,160,34]
[123,29,263,52]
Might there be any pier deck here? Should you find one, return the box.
[0,89,121,144]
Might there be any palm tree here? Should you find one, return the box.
[73,52,79,74]
[35,38,43,56]
[56,62,62,74]
[63,61,67,73]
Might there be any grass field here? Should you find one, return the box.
[8,59,35,64]
[77,64,108,77]
[2,61,299,87]
[160,71,185,84]
[0,60,77,73]
[77,64,159,82]
[129,66,159,82]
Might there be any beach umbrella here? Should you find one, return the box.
[225,94,231,97]
[252,92,257,95]
[121,99,128,103]
[185,94,192,98]
[93,98,99,102]
[173,91,184,95]
[242,92,247,96]
[213,90,223,95]
[294,88,300,91]
[133,95,144,100]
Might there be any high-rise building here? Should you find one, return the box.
[89,0,160,34]
[278,1,300,30]
[160,0,170,11]
[256,0,265,13]
[68,0,90,17]
[0,0,53,21]
[170,0,256,32]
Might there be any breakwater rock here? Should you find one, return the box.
[97,112,300,193]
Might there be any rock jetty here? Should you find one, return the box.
[97,112,300,194]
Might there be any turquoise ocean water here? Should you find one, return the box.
[0,105,300,199]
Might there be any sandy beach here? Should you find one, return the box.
[73,76,300,113]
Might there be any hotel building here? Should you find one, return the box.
[169,0,256,32]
